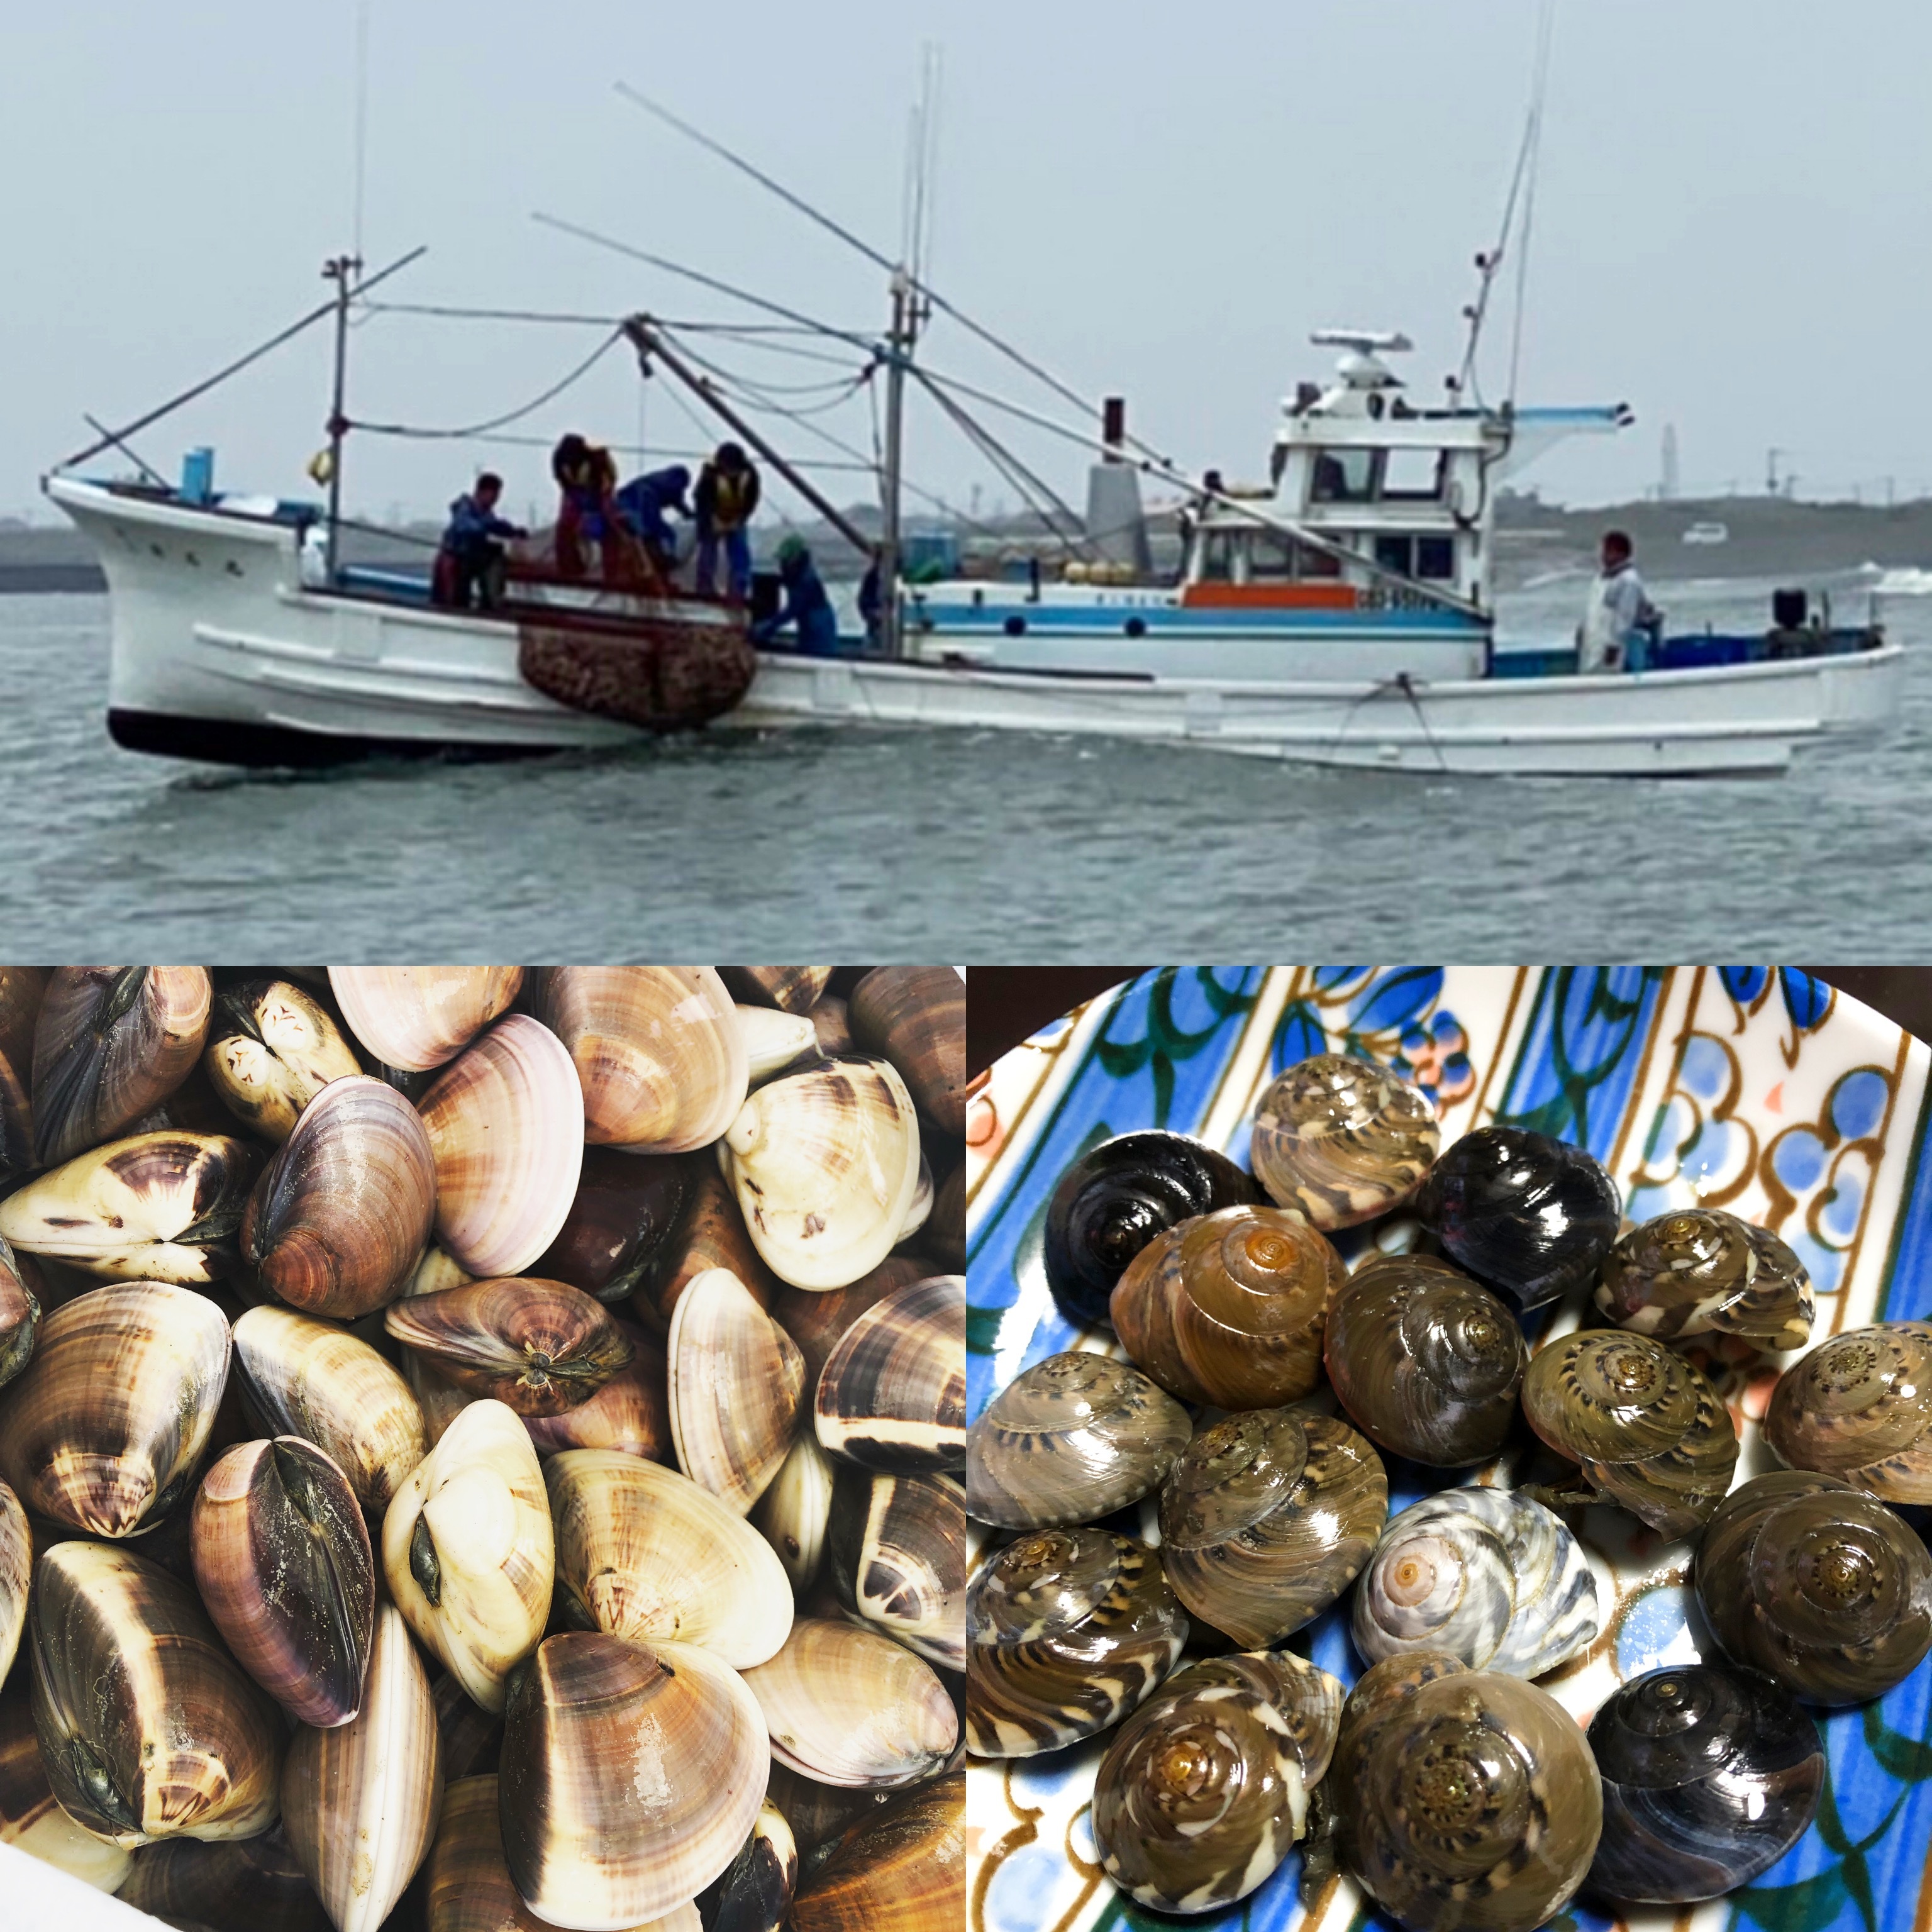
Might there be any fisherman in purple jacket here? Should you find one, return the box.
[435,472,527,609]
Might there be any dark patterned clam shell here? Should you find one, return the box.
[826,1464,964,1672]
[1250,1053,1439,1230]
[815,1274,964,1474]
[532,1145,694,1304]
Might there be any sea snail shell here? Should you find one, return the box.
[1352,1486,1601,1678]
[1091,1650,1343,1916]
[1249,1053,1439,1230]
[1597,1208,1814,1353]
[1158,1407,1386,1649]
[1323,1252,1527,1467]
[1521,1328,1740,1536]
[1109,1204,1343,1410]
[1587,1662,1824,1903]
[1763,1319,1932,1504]
[965,1526,1187,1758]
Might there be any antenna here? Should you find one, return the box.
[1505,0,1556,407]
[351,0,372,259]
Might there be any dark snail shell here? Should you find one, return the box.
[532,1146,694,1304]
[1109,1204,1343,1409]
[1695,1469,1932,1704]
[1763,1320,1932,1503]
[814,1273,965,1474]
[1415,1126,1621,1313]
[965,1350,1191,1530]
[1323,1253,1526,1467]
[826,1465,964,1672]
[1597,1208,1814,1353]
[1522,1329,1739,1536]
[1042,1131,1259,1329]
[965,1526,1187,1758]
[1331,1653,1601,1932]
[1250,1054,1440,1230]
[1158,1407,1387,1648]
[1092,1650,1343,1915]
[1587,1663,1824,1903]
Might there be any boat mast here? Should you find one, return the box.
[878,267,918,660]
[321,252,362,581]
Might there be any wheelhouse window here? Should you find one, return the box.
[1248,530,1297,580]
[1379,447,1446,499]
[1308,448,1375,503]
[1373,533,1458,582]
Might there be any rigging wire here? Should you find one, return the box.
[353,329,623,439]
[909,369,1084,550]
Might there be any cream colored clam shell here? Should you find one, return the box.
[418,1016,584,1279]
[667,1268,806,1516]
[0,1482,27,1690]
[740,1006,819,1082]
[204,980,362,1143]
[382,1397,554,1713]
[546,1448,794,1667]
[752,1431,839,1592]
[721,1059,922,1292]
[329,967,524,1073]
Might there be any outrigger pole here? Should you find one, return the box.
[321,252,362,582]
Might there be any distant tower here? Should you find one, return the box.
[1660,423,1679,502]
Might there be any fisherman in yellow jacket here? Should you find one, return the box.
[694,443,761,602]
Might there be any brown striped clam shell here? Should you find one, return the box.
[808,996,855,1058]
[777,1257,931,1392]
[0,967,50,1185]
[825,1464,963,1671]
[788,1773,963,1932]
[0,1672,133,1893]
[814,1274,964,1474]
[328,965,523,1073]
[203,977,362,1145]
[523,1317,669,1460]
[116,1824,330,1932]
[848,967,965,1137]
[724,967,834,1014]
[635,1162,782,1333]
[535,1146,693,1304]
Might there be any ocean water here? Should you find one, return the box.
[3,572,1926,958]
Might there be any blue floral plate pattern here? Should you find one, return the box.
[965,967,1932,1932]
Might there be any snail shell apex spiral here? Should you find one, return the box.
[1763,1319,1932,1504]
[1596,1208,1814,1352]
[1250,1053,1440,1230]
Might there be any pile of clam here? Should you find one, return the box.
[0,964,966,1932]
[967,1051,1927,1932]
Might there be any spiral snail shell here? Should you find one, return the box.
[1695,1469,1932,1704]
[1596,1208,1814,1353]
[1158,1407,1386,1648]
[1091,1650,1343,1915]
[965,1526,1187,1758]
[1352,1486,1601,1677]
[1587,1663,1824,1903]
[1323,1253,1527,1467]
[1763,1319,1932,1503]
[965,1350,1191,1530]
[1521,1329,1739,1536]
[1249,1054,1439,1231]
[1108,1204,1343,1410]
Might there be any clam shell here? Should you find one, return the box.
[751,1430,839,1592]
[760,1763,896,1868]
[825,1465,964,1670]
[29,1540,282,1846]
[777,1257,930,1392]
[33,965,212,1167]
[848,967,965,1137]
[740,1005,819,1082]
[0,1281,230,1536]
[547,1446,794,1667]
[501,1633,769,1931]
[924,1160,965,1274]
[725,967,833,1014]
[636,1162,782,1333]
[740,1618,958,1789]
[815,1274,964,1473]
[382,1397,554,1713]
[530,966,748,1153]
[535,1146,692,1304]
[721,1058,923,1292]
[231,1303,428,1519]
[434,1669,506,1783]
[117,1824,330,1932]
[282,1597,444,1932]
[667,1267,807,1514]
[808,997,854,1058]
[896,1156,934,1244]
[328,965,523,1074]
[787,1773,963,1932]
[0,967,50,1185]
[191,1436,375,1728]
[696,1799,797,1932]
[0,1481,26,1690]
[0,1673,133,1894]
[243,1075,436,1318]
[387,1277,633,1418]
[0,1235,39,1391]
[523,1317,670,1461]
[0,1130,257,1284]
[203,979,362,1145]
[419,1016,585,1278]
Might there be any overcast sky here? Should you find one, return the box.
[6,1,1931,526]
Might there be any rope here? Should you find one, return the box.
[353,330,622,440]
[1325,671,1451,774]
[910,369,1084,553]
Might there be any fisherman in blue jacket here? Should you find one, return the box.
[435,472,526,608]
[613,464,693,574]
[751,535,840,656]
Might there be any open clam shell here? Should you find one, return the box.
[0,1280,230,1536]
[530,966,748,1155]
[0,1674,133,1893]
[751,1431,839,1592]
[0,967,50,1185]
[721,1058,923,1292]
[740,1006,819,1083]
[825,1466,964,1672]
[243,1075,437,1318]
[546,1447,794,1667]
[282,1597,444,1932]
[29,1540,282,1846]
[815,1274,965,1474]
[848,967,965,1137]
[328,966,524,1074]
[419,1015,585,1279]
[0,1480,26,1690]
[191,1436,375,1728]
[387,1277,633,1418]
[524,1317,669,1461]
[536,1146,693,1304]
[0,1130,257,1284]
[204,979,362,1145]
[740,1618,958,1789]
[667,1267,807,1515]
[636,1163,782,1333]
[231,1303,428,1519]
[0,1235,39,1391]
[501,1632,770,1931]
[382,1397,554,1713]
[117,1823,330,1932]
[787,1772,963,1932]
[33,965,213,1168]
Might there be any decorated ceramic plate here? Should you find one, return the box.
[966,967,1932,1932]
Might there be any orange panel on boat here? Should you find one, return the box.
[1179,582,1360,609]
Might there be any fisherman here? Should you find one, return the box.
[1578,530,1660,673]
[695,442,762,601]
[750,534,839,657]
[433,472,527,609]
[613,464,693,574]
[550,433,623,582]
